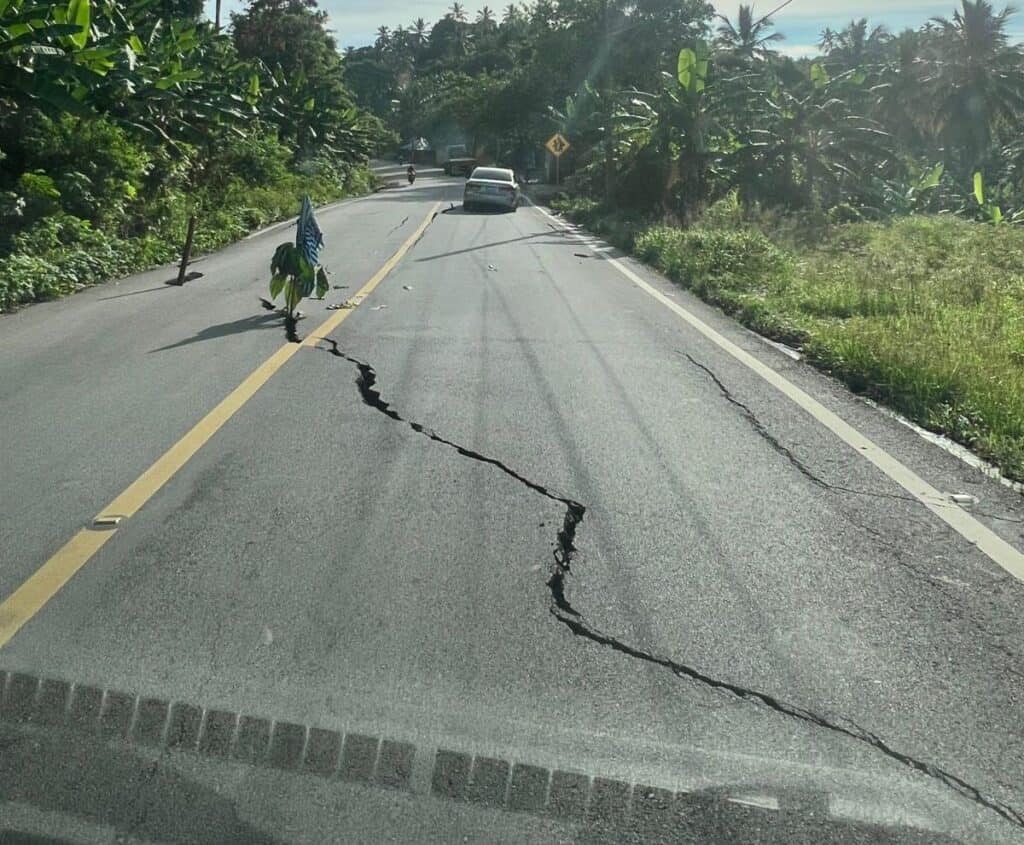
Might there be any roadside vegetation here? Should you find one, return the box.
[352,0,1024,480]
[557,197,1024,477]
[0,0,391,313]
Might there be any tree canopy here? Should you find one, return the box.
[345,0,1024,222]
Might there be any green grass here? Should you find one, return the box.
[554,197,1024,480]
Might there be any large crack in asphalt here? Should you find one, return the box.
[685,351,1024,672]
[319,340,1024,831]
[320,339,585,607]
[683,353,926,506]
[686,351,1024,527]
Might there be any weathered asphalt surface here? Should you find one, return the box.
[2,175,1024,843]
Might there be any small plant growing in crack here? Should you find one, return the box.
[268,196,329,340]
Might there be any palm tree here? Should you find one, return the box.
[450,2,468,22]
[819,18,889,68]
[927,0,1024,172]
[872,29,930,151]
[392,25,408,53]
[477,6,496,28]
[375,25,390,51]
[502,3,520,25]
[716,5,784,61]
[411,17,429,47]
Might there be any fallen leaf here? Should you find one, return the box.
[403,285,413,290]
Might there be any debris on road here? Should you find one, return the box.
[487,264,498,271]
[371,304,388,310]
[332,284,348,289]
[951,493,980,506]
[403,285,413,290]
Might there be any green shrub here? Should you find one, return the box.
[17,172,62,219]
[0,155,373,314]
[634,227,792,298]
[205,129,292,189]
[19,114,151,226]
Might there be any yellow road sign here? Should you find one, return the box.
[545,133,571,157]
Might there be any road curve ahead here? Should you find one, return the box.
[1,174,1024,844]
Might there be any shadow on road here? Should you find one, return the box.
[148,312,280,353]
[98,285,174,303]
[0,723,283,845]
[414,228,572,262]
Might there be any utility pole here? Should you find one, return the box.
[215,0,222,32]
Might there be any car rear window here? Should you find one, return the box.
[472,168,513,182]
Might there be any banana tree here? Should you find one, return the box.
[0,0,102,113]
[269,242,327,320]
[743,65,892,209]
[269,197,328,322]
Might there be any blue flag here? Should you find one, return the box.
[296,195,323,267]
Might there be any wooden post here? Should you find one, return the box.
[556,154,560,186]
[175,214,197,286]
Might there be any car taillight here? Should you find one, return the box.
[499,185,513,193]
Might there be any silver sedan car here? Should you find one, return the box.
[463,167,520,212]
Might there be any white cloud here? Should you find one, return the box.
[777,43,822,59]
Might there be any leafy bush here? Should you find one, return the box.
[0,165,374,313]
[16,172,62,219]
[17,114,152,227]
[204,129,292,190]
[634,226,792,301]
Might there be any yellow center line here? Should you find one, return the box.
[0,201,441,649]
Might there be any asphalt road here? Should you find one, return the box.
[2,174,1024,843]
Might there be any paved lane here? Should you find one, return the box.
[2,175,1023,842]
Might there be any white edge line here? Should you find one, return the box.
[526,200,1024,582]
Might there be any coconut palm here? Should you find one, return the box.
[819,19,890,68]
[410,17,429,47]
[715,5,784,61]
[477,6,496,28]
[926,0,1024,171]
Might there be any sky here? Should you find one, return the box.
[205,0,1021,56]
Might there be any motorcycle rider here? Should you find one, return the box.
[407,164,416,184]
